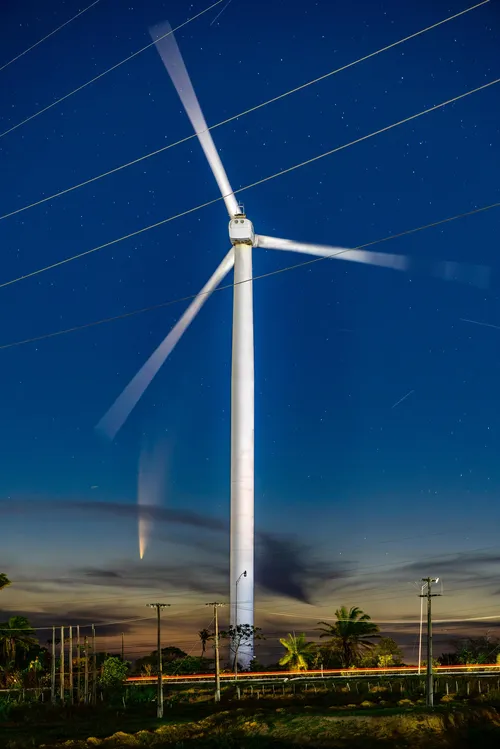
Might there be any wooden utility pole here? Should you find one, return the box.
[76,626,81,703]
[147,603,170,718]
[121,632,124,662]
[51,627,56,704]
[69,626,74,704]
[420,577,441,707]
[207,602,225,703]
[84,635,89,704]
[91,624,97,705]
[59,626,65,701]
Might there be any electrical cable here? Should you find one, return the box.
[6,604,500,632]
[0,0,102,74]
[2,605,210,631]
[257,610,500,625]
[0,1,488,223]
[0,194,497,352]
[1,615,156,632]
[168,616,215,675]
[0,0,225,139]
[0,76,498,295]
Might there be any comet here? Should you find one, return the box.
[137,440,168,560]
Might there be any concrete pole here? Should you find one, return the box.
[59,627,64,702]
[51,627,56,704]
[69,626,73,704]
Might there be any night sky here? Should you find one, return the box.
[1,0,499,662]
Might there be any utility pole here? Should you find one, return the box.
[420,577,441,707]
[69,626,74,704]
[207,602,225,703]
[91,624,97,705]
[121,632,124,662]
[147,603,170,718]
[51,627,56,704]
[84,636,89,704]
[59,626,65,701]
[418,581,426,675]
[76,625,81,703]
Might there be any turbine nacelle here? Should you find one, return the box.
[229,213,255,246]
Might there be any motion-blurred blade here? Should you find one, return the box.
[150,21,239,218]
[433,260,490,288]
[256,235,409,271]
[97,249,235,440]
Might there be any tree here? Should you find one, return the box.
[317,606,380,668]
[165,656,213,675]
[359,637,404,668]
[279,633,316,671]
[0,617,38,663]
[133,646,187,675]
[0,574,11,593]
[100,656,129,689]
[198,628,213,655]
[220,625,264,671]
[446,635,500,665]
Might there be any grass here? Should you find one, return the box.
[1,701,500,748]
[3,684,500,748]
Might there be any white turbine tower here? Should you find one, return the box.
[97,21,484,668]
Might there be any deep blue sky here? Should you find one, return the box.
[0,0,499,658]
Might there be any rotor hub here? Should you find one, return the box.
[229,214,255,246]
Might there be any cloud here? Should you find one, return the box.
[79,561,226,597]
[72,534,347,605]
[82,569,121,579]
[1,499,350,607]
[398,551,500,581]
[0,608,141,638]
[0,499,227,533]
[256,534,345,604]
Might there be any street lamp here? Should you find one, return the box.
[234,571,247,678]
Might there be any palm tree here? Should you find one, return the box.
[317,606,380,668]
[198,628,212,655]
[0,617,38,662]
[0,574,11,592]
[279,632,316,672]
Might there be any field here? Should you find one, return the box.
[2,687,500,749]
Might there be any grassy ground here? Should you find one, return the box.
[1,702,500,748]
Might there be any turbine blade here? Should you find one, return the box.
[256,235,490,288]
[433,259,490,288]
[255,235,408,271]
[150,21,239,218]
[97,249,235,440]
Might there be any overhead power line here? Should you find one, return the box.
[0,1,103,74]
[0,0,488,223]
[0,75,498,293]
[0,198,498,352]
[0,0,225,139]
[260,610,500,625]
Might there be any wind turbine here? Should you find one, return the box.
[97,21,485,668]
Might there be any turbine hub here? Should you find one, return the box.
[229,214,255,246]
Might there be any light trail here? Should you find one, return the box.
[126,663,500,684]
